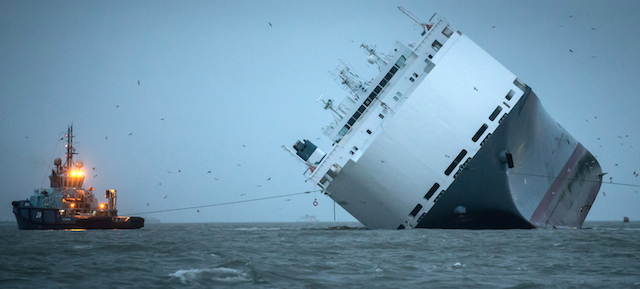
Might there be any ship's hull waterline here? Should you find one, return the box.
[12,201,144,230]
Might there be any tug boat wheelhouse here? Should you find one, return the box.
[287,8,602,229]
[12,125,144,230]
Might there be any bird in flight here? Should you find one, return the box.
[164,195,168,199]
[128,132,133,136]
[147,202,149,206]
[269,22,272,27]
[138,80,140,86]
[207,171,212,174]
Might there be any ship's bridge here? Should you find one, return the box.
[49,157,85,188]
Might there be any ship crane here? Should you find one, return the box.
[398,6,433,35]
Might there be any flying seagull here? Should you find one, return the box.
[207,171,212,174]
[164,195,167,199]
[128,132,133,136]
[269,22,272,27]
[138,80,140,86]
[147,202,149,206]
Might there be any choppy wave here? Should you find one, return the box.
[1,221,639,288]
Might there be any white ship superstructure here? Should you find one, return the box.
[289,8,602,229]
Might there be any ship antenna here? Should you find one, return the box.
[360,44,387,70]
[317,94,344,120]
[64,124,77,169]
[398,6,433,35]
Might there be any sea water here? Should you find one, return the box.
[0,221,639,288]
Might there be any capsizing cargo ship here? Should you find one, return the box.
[286,7,603,229]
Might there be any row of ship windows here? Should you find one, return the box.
[404,87,518,223]
[338,56,407,137]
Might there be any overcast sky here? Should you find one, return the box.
[1,0,639,223]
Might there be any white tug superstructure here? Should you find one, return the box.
[289,8,602,229]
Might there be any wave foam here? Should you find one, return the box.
[169,267,250,284]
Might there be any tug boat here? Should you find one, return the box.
[287,8,602,229]
[12,125,144,230]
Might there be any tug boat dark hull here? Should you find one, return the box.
[12,201,144,230]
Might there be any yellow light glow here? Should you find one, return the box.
[70,203,75,208]
[70,170,83,177]
[99,203,105,209]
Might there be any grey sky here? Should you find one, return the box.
[1,0,639,223]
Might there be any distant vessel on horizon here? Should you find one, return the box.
[12,125,144,230]
[287,7,602,229]
[624,216,630,223]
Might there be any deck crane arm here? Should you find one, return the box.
[398,6,433,36]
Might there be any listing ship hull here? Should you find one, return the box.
[326,89,601,229]
[415,88,601,229]
[12,200,144,230]
[290,10,602,229]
